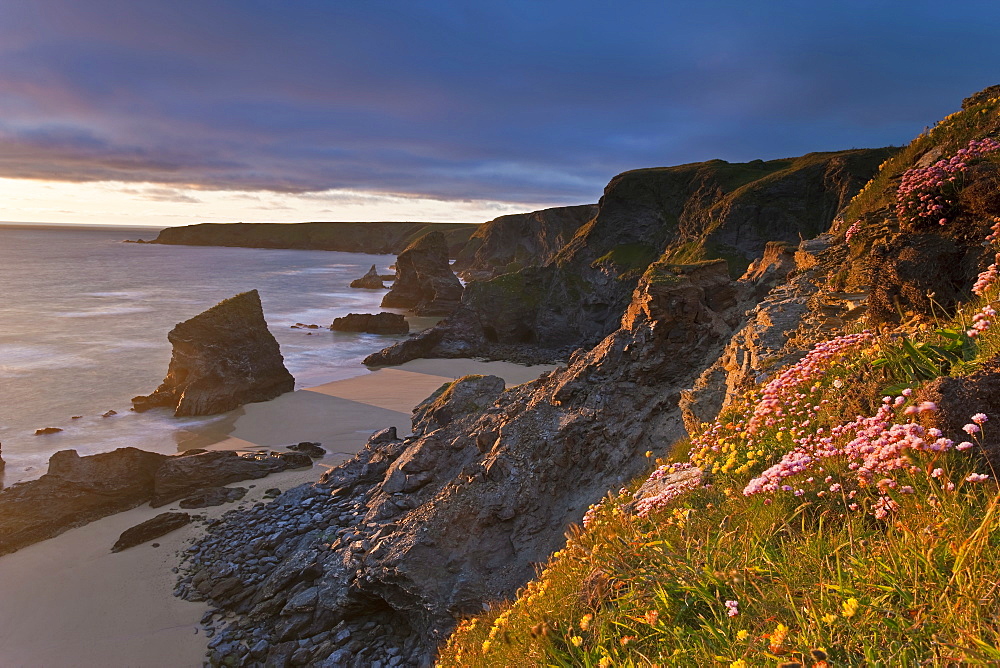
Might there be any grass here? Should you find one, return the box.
[436,95,1000,667]
[437,316,1000,665]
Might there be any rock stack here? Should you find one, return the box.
[381,231,463,316]
[132,290,295,417]
[349,265,385,289]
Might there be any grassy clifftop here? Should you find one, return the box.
[152,221,478,256]
[436,90,1000,666]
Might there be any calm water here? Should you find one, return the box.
[0,224,409,484]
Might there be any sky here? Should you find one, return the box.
[0,1,998,227]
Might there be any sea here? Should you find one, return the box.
[0,223,417,485]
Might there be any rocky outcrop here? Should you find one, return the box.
[452,204,598,280]
[0,447,167,556]
[369,149,894,366]
[112,512,192,552]
[330,313,408,335]
[920,355,1000,468]
[349,265,385,289]
[152,450,311,507]
[0,445,314,555]
[151,221,478,256]
[381,232,463,316]
[175,259,771,666]
[178,486,249,509]
[132,290,295,417]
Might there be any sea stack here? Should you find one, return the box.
[381,231,463,316]
[349,264,386,289]
[132,290,295,416]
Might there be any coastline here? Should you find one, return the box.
[0,357,555,668]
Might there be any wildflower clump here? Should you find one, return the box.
[895,137,1000,229]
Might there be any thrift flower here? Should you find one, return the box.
[725,600,739,617]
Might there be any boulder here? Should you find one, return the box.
[0,448,168,556]
[920,354,1000,468]
[330,313,408,335]
[349,265,385,289]
[112,512,191,552]
[287,442,327,458]
[151,450,307,507]
[131,290,295,417]
[34,427,62,435]
[178,486,248,509]
[381,232,463,316]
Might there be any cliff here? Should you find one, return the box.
[451,204,598,280]
[177,87,1000,667]
[151,221,478,256]
[367,148,895,365]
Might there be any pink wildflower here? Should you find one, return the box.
[963,423,981,435]
[725,600,739,617]
[972,413,989,425]
[966,473,990,483]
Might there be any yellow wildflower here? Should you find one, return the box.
[731,660,748,668]
[842,597,860,618]
[570,635,583,647]
[736,629,749,641]
[579,614,593,631]
[821,613,837,624]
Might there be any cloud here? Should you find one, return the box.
[0,0,997,206]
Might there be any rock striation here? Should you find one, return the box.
[349,265,385,289]
[380,231,463,316]
[132,290,295,417]
[330,313,408,335]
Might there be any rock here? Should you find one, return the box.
[263,488,282,498]
[350,265,386,289]
[151,450,299,507]
[34,427,62,435]
[112,512,191,552]
[131,290,295,417]
[920,354,1000,469]
[102,410,118,418]
[0,442,4,473]
[362,307,485,366]
[451,204,598,281]
[287,442,326,458]
[381,231,463,316]
[178,486,249,509]
[330,313,408,335]
[0,448,167,556]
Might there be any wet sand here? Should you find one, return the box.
[0,358,554,667]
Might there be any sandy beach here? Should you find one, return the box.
[0,358,555,668]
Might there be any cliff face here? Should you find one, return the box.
[151,221,478,256]
[177,259,794,666]
[451,204,598,280]
[132,290,295,416]
[368,148,895,365]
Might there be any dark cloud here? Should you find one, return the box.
[0,0,998,204]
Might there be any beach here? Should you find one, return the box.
[0,358,555,668]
